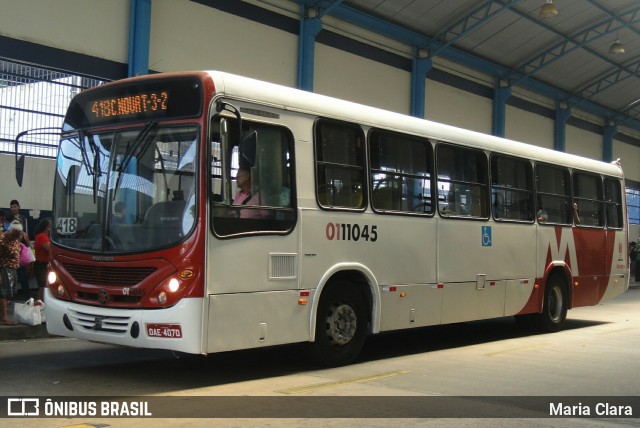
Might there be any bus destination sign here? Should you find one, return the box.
[63,76,203,130]
[90,91,169,120]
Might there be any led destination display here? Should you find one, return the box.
[89,91,169,120]
[63,76,203,129]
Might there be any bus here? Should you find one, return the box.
[35,71,628,366]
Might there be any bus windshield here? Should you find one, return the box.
[52,124,198,253]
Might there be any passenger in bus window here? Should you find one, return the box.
[537,205,548,223]
[233,168,257,206]
[233,167,268,219]
[572,202,581,225]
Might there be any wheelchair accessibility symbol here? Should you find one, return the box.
[481,226,492,247]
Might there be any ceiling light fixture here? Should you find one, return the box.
[539,0,558,18]
[609,38,625,55]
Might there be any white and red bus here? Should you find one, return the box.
[41,71,629,366]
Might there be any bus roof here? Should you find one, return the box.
[207,70,623,178]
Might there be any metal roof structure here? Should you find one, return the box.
[293,0,640,132]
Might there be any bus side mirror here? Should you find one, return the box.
[215,101,257,167]
[14,127,61,187]
[15,154,25,187]
[240,130,257,168]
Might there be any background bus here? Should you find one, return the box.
[36,71,628,366]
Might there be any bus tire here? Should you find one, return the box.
[534,274,568,333]
[310,282,367,367]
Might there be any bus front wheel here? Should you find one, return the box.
[310,283,367,366]
[534,274,568,333]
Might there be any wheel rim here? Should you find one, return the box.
[548,285,563,323]
[325,302,358,345]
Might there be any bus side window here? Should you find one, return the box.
[315,119,366,210]
[436,143,488,219]
[573,171,604,227]
[210,117,296,237]
[605,178,623,229]
[491,155,533,222]
[369,129,433,214]
[536,163,572,225]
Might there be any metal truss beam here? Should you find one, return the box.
[423,0,520,57]
[573,59,640,104]
[504,5,640,87]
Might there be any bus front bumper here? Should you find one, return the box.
[44,288,205,354]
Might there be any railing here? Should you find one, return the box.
[0,58,106,159]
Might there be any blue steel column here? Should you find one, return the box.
[492,80,511,137]
[297,6,322,91]
[128,0,152,77]
[554,104,571,152]
[410,48,432,118]
[603,123,617,162]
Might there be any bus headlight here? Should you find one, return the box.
[149,272,194,307]
[158,291,168,305]
[46,270,69,299]
[157,278,180,304]
[168,278,180,292]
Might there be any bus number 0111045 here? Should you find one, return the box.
[326,223,378,242]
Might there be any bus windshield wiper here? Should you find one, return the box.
[77,130,94,177]
[113,121,158,199]
[75,130,101,202]
[85,134,102,203]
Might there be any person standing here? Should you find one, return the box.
[0,221,23,324]
[33,219,51,302]
[8,200,27,234]
[8,200,31,297]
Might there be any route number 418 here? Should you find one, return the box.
[55,217,78,235]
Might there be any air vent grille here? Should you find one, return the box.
[269,254,297,280]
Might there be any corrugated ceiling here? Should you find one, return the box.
[295,0,640,129]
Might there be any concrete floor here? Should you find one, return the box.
[1,284,639,427]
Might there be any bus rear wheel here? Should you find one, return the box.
[533,274,568,333]
[311,283,367,366]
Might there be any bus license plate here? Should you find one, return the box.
[146,323,182,338]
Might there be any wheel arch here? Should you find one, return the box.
[542,262,573,310]
[309,263,381,342]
